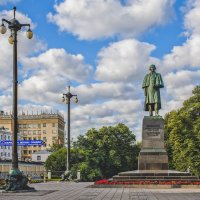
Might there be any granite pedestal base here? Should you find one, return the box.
[138,116,168,170]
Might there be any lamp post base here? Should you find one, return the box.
[61,170,72,181]
[4,169,34,191]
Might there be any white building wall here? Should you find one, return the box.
[0,130,22,161]
[32,152,51,162]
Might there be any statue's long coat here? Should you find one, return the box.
[142,72,164,111]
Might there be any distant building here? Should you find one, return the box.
[0,128,22,161]
[0,111,65,161]
[0,160,44,174]
[32,150,51,163]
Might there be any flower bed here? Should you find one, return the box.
[95,179,200,185]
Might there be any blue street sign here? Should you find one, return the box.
[0,140,44,146]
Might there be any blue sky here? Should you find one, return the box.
[0,0,200,140]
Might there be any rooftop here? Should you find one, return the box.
[0,111,64,120]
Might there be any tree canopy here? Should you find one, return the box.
[164,86,200,175]
[45,123,140,181]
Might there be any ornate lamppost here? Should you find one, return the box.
[62,86,78,174]
[0,7,33,191]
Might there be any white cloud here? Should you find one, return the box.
[0,95,12,108]
[74,82,141,104]
[47,0,174,40]
[1,1,200,143]
[70,99,143,139]
[95,39,159,82]
[0,9,46,91]
[19,49,93,105]
[164,70,200,101]
[21,48,93,82]
[162,0,200,72]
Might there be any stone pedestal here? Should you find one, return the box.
[138,116,168,170]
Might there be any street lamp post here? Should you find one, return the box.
[0,7,33,191]
[62,86,78,173]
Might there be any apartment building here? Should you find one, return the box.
[0,111,65,161]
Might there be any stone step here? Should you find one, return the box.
[118,172,192,177]
[113,175,199,181]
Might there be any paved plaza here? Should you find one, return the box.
[0,182,200,200]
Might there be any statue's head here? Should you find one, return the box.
[149,64,156,72]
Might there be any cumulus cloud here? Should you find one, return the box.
[47,0,174,40]
[0,9,46,91]
[21,48,93,82]
[74,82,141,104]
[70,99,143,139]
[164,70,200,100]
[18,48,93,105]
[162,0,200,72]
[95,39,160,82]
[1,1,200,142]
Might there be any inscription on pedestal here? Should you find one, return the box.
[144,124,161,139]
[142,117,164,148]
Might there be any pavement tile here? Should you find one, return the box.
[0,182,199,200]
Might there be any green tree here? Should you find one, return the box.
[45,146,87,173]
[73,123,140,181]
[45,123,140,181]
[49,140,63,152]
[165,86,200,175]
[45,147,67,171]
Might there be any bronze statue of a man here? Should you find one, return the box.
[142,64,164,116]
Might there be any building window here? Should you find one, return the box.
[23,124,26,128]
[8,146,10,150]
[28,150,32,154]
[52,123,55,127]
[43,130,46,134]
[1,152,3,156]
[8,153,10,157]
[38,130,41,134]
[43,123,46,127]
[37,156,41,161]
[38,124,41,128]
[8,136,10,140]
[43,137,47,142]
[33,130,36,135]
[28,130,32,134]
[24,150,27,155]
[29,137,32,140]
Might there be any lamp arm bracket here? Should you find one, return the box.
[20,23,30,28]
[2,19,11,25]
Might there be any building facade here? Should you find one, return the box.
[32,150,51,163]
[0,128,22,161]
[0,111,65,161]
